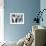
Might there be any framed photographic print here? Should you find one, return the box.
[10,13,24,24]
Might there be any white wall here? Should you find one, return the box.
[0,0,4,42]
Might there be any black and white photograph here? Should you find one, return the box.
[10,13,24,24]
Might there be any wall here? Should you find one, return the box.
[0,0,4,42]
[4,0,40,42]
[40,0,46,45]
[40,0,46,27]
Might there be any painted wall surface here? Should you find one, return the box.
[0,0,4,42]
[40,0,46,44]
[4,0,40,42]
[40,0,46,27]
